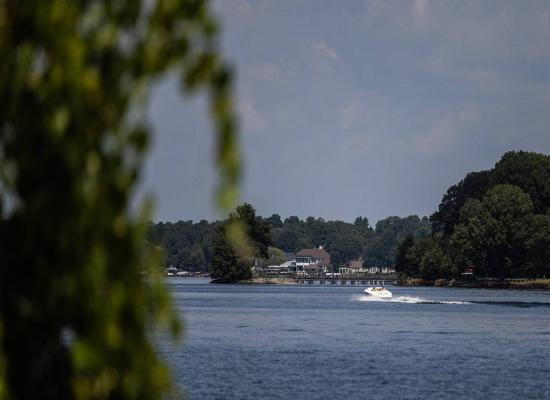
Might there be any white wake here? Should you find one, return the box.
[353,294,470,305]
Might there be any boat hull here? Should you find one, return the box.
[364,287,392,298]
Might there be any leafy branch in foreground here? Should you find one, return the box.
[0,1,239,399]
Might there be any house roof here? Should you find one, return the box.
[348,260,363,269]
[296,247,330,260]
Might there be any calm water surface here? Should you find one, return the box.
[158,279,550,400]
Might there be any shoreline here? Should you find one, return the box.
[238,277,299,285]
[399,278,550,290]
[237,276,550,290]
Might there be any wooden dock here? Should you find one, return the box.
[294,277,397,286]
[287,273,398,286]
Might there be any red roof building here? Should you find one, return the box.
[295,246,331,267]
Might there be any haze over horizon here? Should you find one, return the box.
[142,0,550,224]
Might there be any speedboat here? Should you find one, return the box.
[364,286,392,298]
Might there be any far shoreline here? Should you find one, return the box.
[234,276,550,290]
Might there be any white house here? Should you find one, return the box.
[339,258,364,274]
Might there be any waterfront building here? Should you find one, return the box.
[365,266,396,274]
[339,258,364,274]
[294,246,331,273]
[263,260,295,275]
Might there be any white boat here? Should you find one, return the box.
[364,286,392,298]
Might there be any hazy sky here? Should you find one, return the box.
[142,0,550,224]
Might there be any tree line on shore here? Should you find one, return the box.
[147,209,430,274]
[395,151,550,280]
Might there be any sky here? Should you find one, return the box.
[142,0,550,224]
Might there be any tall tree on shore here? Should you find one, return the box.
[210,225,248,282]
[210,203,272,283]
[450,185,535,279]
[431,151,550,239]
[395,234,415,276]
[430,170,493,237]
[526,215,550,278]
[419,246,451,280]
[232,203,272,259]
[403,237,439,278]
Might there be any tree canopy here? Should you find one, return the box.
[149,212,431,270]
[450,185,536,279]
[209,203,272,283]
[403,152,550,281]
[431,151,550,238]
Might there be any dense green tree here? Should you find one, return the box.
[431,170,493,237]
[526,215,550,278]
[450,185,535,279]
[354,216,371,230]
[267,246,287,266]
[150,212,431,269]
[423,151,550,280]
[209,226,251,283]
[189,243,206,270]
[492,151,550,215]
[419,246,451,280]
[431,151,550,238]
[267,214,283,228]
[284,216,301,224]
[395,234,415,276]
[364,215,430,266]
[326,234,363,267]
[146,219,220,271]
[209,203,272,283]
[231,203,272,258]
[404,237,438,277]
[272,228,299,253]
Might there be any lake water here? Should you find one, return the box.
[158,279,550,399]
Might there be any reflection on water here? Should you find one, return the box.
[157,279,550,400]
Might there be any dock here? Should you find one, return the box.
[259,273,399,286]
[294,277,397,286]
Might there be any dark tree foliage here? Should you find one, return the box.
[401,237,444,279]
[209,226,251,283]
[147,220,221,270]
[395,234,415,276]
[492,151,550,215]
[284,216,301,224]
[354,216,372,234]
[209,203,272,283]
[231,203,272,259]
[414,152,550,280]
[450,185,538,279]
[148,211,431,269]
[431,151,550,238]
[430,170,493,237]
[267,214,283,228]
[364,216,431,266]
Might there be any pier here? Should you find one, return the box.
[294,277,397,286]
[256,273,399,286]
